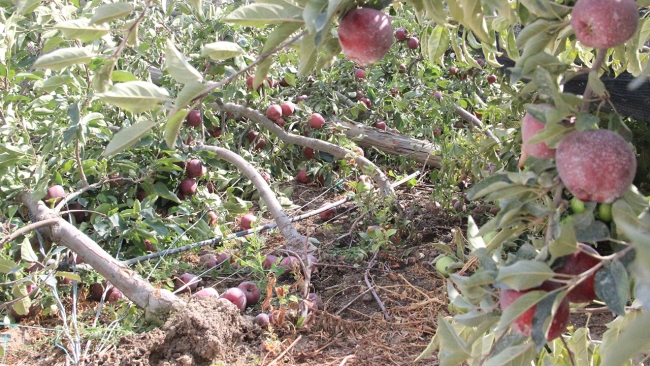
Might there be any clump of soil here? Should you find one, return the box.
[92,297,259,366]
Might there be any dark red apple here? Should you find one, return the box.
[240,213,257,230]
[303,147,316,159]
[219,287,247,311]
[355,68,366,79]
[199,253,217,269]
[186,110,201,127]
[179,178,197,196]
[238,281,261,306]
[571,0,638,49]
[556,129,636,203]
[67,202,88,223]
[246,130,259,143]
[553,243,600,303]
[319,203,336,220]
[186,159,204,179]
[280,256,300,274]
[263,254,280,270]
[449,67,458,76]
[309,113,325,129]
[359,97,371,108]
[255,138,266,150]
[395,27,408,41]
[174,273,200,293]
[374,121,386,130]
[254,313,270,327]
[266,104,282,121]
[398,64,407,73]
[144,239,157,252]
[296,169,310,184]
[338,8,393,66]
[108,289,124,303]
[487,74,497,84]
[195,287,219,298]
[407,37,419,49]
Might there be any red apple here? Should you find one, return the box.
[398,64,407,73]
[432,91,443,100]
[219,287,247,311]
[186,159,204,179]
[144,239,157,252]
[305,293,322,311]
[174,273,200,293]
[44,185,65,206]
[275,118,285,127]
[355,68,366,79]
[319,203,336,220]
[338,8,393,66]
[90,282,114,301]
[212,127,222,138]
[281,102,295,116]
[240,213,257,231]
[553,243,600,303]
[307,254,319,273]
[280,78,289,87]
[374,121,386,130]
[246,130,259,143]
[263,254,280,270]
[255,138,266,150]
[296,169,310,184]
[556,129,636,203]
[207,210,219,226]
[280,256,300,274]
[407,37,419,50]
[179,178,197,196]
[195,287,219,299]
[303,147,316,159]
[449,67,458,76]
[246,76,263,90]
[487,74,497,84]
[186,109,202,127]
[477,58,485,67]
[238,281,261,306]
[266,104,282,121]
[521,105,557,162]
[199,253,217,269]
[108,289,124,303]
[309,113,325,129]
[571,0,638,49]
[395,27,408,41]
[254,313,270,327]
[359,97,371,108]
[296,95,309,103]
[67,202,88,223]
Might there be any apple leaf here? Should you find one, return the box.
[201,41,245,61]
[414,333,439,362]
[600,310,650,366]
[519,0,571,19]
[222,4,304,27]
[427,25,449,67]
[153,182,181,204]
[165,39,203,84]
[548,220,578,261]
[436,315,471,366]
[21,237,38,263]
[96,81,170,114]
[11,282,31,316]
[164,109,189,149]
[89,2,134,25]
[174,82,211,112]
[298,31,317,77]
[566,328,590,365]
[483,343,536,366]
[261,22,304,53]
[55,19,110,43]
[0,258,16,274]
[595,259,629,316]
[31,48,95,71]
[254,58,273,94]
[55,271,82,282]
[102,118,157,157]
[531,290,566,349]
[496,260,555,291]
[422,0,447,27]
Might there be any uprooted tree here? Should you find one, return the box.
[2,0,650,364]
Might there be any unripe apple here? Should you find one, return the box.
[395,27,408,41]
[435,256,455,277]
[556,129,636,203]
[186,110,202,127]
[219,287,247,311]
[521,106,556,160]
[179,178,197,196]
[554,243,601,303]
[303,147,316,159]
[309,113,325,129]
[186,159,204,179]
[374,121,386,130]
[281,102,295,116]
[195,287,219,299]
[359,97,371,108]
[246,130,259,142]
[319,203,336,220]
[263,254,280,270]
[598,203,613,222]
[174,273,199,293]
[266,104,282,121]
[280,256,300,274]
[238,281,261,306]
[354,68,366,79]
[487,74,497,84]
[240,213,257,231]
[571,0,639,49]
[44,185,65,206]
[499,284,569,341]
[570,197,586,214]
[296,169,310,184]
[254,313,270,327]
[338,8,393,66]
[407,37,419,49]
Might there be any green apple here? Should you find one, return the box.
[598,203,613,223]
[435,256,456,277]
[482,231,498,244]
[570,197,586,214]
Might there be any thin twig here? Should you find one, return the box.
[335,288,373,315]
[338,355,356,366]
[75,138,88,188]
[365,250,389,320]
[580,48,607,113]
[0,217,60,245]
[266,335,302,366]
[454,106,501,146]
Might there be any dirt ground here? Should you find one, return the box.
[2,180,619,365]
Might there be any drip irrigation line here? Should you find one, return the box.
[58,170,420,270]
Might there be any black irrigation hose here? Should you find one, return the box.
[58,171,420,270]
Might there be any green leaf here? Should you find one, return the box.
[102,118,157,157]
[414,333,439,362]
[55,271,82,282]
[254,58,273,93]
[600,310,650,366]
[174,82,211,111]
[422,0,447,26]
[20,237,38,263]
[111,70,138,82]
[297,31,317,77]
[165,39,203,84]
[466,173,512,200]
[595,259,629,316]
[11,282,31,316]
[42,75,73,92]
[460,0,491,43]
[436,315,471,366]
[31,48,95,71]
[483,343,536,366]
[164,109,189,149]
[96,81,170,114]
[0,258,16,274]
[55,19,110,43]
[519,0,571,19]
[261,22,304,53]
[548,220,578,261]
[427,25,450,67]
[496,260,555,290]
[153,182,181,204]
[222,4,304,27]
[90,2,134,25]
[201,41,245,61]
